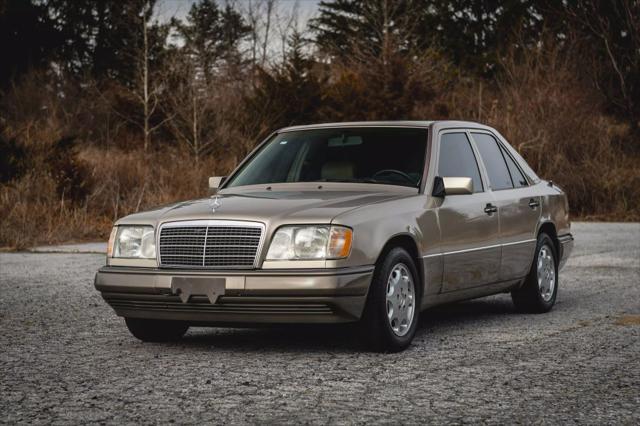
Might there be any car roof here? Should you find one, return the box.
[278,120,491,132]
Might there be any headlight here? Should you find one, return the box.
[266,225,352,260]
[109,226,156,259]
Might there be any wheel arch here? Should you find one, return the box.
[375,233,425,299]
[537,221,559,256]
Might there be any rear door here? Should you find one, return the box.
[469,132,540,281]
[436,131,501,293]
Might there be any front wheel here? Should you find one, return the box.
[361,247,420,352]
[511,233,558,313]
[125,318,189,342]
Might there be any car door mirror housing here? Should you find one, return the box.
[432,176,473,197]
[208,176,226,192]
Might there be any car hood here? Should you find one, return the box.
[116,183,417,228]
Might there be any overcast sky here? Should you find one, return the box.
[155,0,321,24]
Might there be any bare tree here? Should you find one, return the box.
[275,1,300,61]
[564,0,639,128]
[243,0,277,69]
[139,3,155,151]
[161,53,218,163]
[246,0,261,67]
[101,1,167,152]
[261,0,276,65]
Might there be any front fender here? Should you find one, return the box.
[329,194,443,300]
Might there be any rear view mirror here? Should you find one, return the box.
[432,176,473,197]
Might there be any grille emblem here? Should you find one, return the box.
[209,196,221,213]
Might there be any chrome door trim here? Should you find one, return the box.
[422,253,443,259]
[442,243,501,256]
[422,239,536,258]
[502,239,536,247]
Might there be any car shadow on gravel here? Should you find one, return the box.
[421,296,516,323]
[168,296,518,353]
[181,323,366,352]
[414,296,516,336]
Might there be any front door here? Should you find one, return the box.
[436,132,501,293]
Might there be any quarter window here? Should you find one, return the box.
[500,145,528,187]
[472,133,513,190]
[438,133,483,193]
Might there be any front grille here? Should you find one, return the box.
[159,221,263,268]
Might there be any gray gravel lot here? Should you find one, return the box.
[1,222,639,424]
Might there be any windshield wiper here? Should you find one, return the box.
[316,178,418,188]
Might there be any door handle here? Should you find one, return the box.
[484,203,498,215]
[528,198,540,209]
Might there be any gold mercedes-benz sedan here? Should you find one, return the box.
[95,121,573,352]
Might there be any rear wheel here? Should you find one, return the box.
[511,233,558,313]
[125,318,189,342]
[361,247,420,352]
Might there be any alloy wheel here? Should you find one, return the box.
[385,263,416,336]
[537,244,556,302]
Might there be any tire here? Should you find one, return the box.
[125,317,189,342]
[511,233,558,313]
[361,247,420,352]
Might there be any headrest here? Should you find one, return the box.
[321,161,355,180]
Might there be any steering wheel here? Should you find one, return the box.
[372,169,415,184]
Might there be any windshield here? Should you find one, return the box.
[225,127,428,188]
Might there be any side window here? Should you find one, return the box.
[438,132,483,193]
[500,145,528,188]
[472,133,513,190]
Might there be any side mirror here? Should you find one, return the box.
[208,176,226,192]
[432,176,473,197]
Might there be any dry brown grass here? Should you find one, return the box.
[0,147,224,249]
[614,315,640,326]
[1,39,639,249]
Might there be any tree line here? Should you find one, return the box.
[0,0,639,247]
[2,1,638,150]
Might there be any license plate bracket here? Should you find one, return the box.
[171,277,226,304]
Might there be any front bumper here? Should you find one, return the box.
[94,266,374,324]
[558,233,574,270]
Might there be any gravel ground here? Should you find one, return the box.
[29,243,107,254]
[1,222,639,424]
